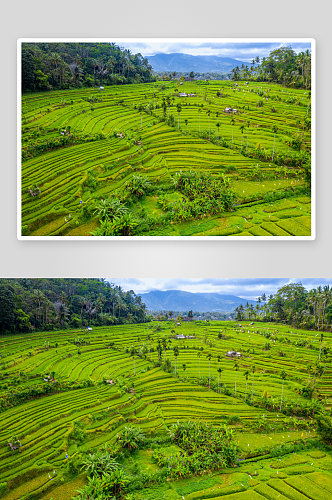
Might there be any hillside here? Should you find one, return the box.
[147,52,247,73]
[140,289,256,312]
[0,320,331,500]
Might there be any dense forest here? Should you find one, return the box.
[234,283,332,331]
[0,279,150,333]
[231,46,311,88]
[21,42,156,92]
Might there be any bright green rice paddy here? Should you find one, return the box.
[0,320,330,499]
[21,80,311,236]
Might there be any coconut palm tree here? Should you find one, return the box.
[130,346,136,375]
[251,364,256,403]
[319,333,324,361]
[197,351,202,380]
[173,346,179,376]
[207,110,211,139]
[230,118,235,149]
[217,367,223,393]
[272,125,278,162]
[243,370,250,401]
[234,361,239,397]
[280,370,287,411]
[138,103,144,129]
[239,124,245,150]
[246,120,250,153]
[207,353,212,388]
[176,103,182,129]
[216,122,220,145]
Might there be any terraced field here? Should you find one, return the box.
[20,80,312,237]
[0,320,330,499]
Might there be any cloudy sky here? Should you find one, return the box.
[114,39,312,62]
[106,279,332,301]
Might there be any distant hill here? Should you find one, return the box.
[140,290,256,313]
[147,53,248,73]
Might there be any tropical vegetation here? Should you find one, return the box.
[21,44,312,237]
[1,288,332,500]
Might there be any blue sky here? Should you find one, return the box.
[115,40,312,62]
[106,279,331,301]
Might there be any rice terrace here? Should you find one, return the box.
[1,278,332,500]
[19,40,313,237]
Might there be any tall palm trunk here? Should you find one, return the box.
[280,379,284,411]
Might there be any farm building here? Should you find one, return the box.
[226,351,242,358]
[175,334,195,339]
[223,107,238,114]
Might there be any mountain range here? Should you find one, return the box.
[147,53,247,73]
[140,290,256,313]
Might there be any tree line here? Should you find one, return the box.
[0,279,150,333]
[231,46,311,89]
[22,42,156,92]
[234,282,332,331]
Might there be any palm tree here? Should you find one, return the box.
[173,346,179,376]
[280,370,287,411]
[182,364,187,379]
[216,122,220,145]
[246,120,250,153]
[130,346,136,375]
[306,363,312,384]
[243,370,250,401]
[230,118,235,149]
[319,333,324,361]
[239,124,245,150]
[217,367,223,393]
[207,110,211,139]
[272,125,278,162]
[207,353,212,388]
[306,91,311,116]
[138,103,144,129]
[176,103,182,129]
[251,364,256,403]
[234,361,239,397]
[197,351,202,380]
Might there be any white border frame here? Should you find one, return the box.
[17,37,316,240]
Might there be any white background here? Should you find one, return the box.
[1,0,331,278]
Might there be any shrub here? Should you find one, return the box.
[315,412,332,445]
[116,426,146,451]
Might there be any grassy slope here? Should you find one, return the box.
[0,320,330,499]
[21,81,311,236]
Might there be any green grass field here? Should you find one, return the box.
[0,319,330,499]
[21,80,312,237]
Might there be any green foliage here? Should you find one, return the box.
[116,426,146,451]
[162,170,235,221]
[315,413,332,445]
[154,420,239,478]
[81,449,119,477]
[125,176,151,198]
